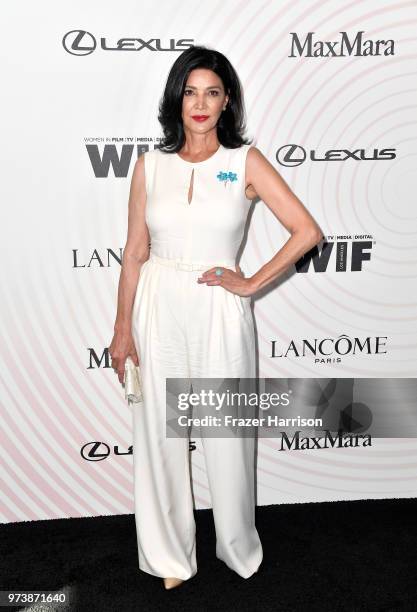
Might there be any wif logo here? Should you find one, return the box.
[296,237,374,273]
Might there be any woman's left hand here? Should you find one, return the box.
[197,264,255,297]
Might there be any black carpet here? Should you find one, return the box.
[1,498,416,611]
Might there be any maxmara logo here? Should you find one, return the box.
[279,430,372,450]
[62,30,194,56]
[289,31,395,57]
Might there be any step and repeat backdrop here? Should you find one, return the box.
[1,0,417,522]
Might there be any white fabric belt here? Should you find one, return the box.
[149,252,235,271]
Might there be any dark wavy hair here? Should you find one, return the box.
[157,45,252,152]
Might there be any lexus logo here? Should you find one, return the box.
[62,30,97,56]
[62,30,194,55]
[276,145,307,167]
[276,144,396,166]
[80,441,133,460]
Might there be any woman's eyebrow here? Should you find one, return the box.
[185,85,221,89]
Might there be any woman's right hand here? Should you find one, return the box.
[108,328,140,384]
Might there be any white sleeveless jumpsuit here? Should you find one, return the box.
[131,143,263,580]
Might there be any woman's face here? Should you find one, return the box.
[181,68,229,136]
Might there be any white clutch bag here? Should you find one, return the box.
[123,356,143,404]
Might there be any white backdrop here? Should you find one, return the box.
[1,0,417,522]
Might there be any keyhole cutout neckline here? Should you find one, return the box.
[175,143,223,165]
[187,168,194,205]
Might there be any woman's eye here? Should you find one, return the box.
[184,90,220,96]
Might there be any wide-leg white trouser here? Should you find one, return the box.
[131,256,263,579]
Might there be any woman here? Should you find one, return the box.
[109,45,322,590]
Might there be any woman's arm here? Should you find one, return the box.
[114,153,150,332]
[110,154,150,383]
[245,146,323,293]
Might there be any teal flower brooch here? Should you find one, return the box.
[216,171,238,186]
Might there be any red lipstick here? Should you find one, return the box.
[192,115,209,122]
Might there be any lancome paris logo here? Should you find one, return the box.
[289,31,395,57]
[270,334,387,363]
[73,248,123,268]
[62,30,194,56]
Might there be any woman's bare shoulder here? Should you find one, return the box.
[246,145,277,177]
[246,144,266,160]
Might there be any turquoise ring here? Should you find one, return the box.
[215,267,224,276]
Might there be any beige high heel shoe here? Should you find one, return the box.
[163,577,184,590]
